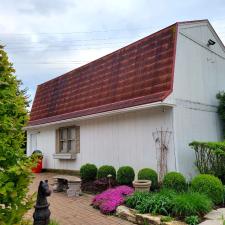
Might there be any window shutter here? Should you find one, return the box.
[75,126,80,153]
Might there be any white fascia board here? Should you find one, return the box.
[24,101,175,130]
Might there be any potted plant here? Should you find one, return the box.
[132,180,151,192]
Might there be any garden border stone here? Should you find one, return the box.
[116,205,187,225]
[200,208,225,225]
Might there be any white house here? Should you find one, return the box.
[25,20,225,179]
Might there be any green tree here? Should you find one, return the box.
[0,45,34,224]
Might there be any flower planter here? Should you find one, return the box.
[32,159,43,173]
[132,180,151,192]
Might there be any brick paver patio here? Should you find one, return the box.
[27,173,132,225]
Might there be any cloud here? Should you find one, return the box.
[211,18,225,44]
[0,0,225,108]
[23,0,74,15]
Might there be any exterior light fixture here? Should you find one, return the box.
[207,39,216,47]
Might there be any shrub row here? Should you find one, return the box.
[80,164,136,185]
[81,164,224,204]
[80,164,158,188]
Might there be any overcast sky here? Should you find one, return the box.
[0,0,225,107]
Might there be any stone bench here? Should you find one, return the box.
[52,175,81,197]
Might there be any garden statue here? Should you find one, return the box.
[33,180,51,225]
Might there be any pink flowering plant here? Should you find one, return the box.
[92,185,134,214]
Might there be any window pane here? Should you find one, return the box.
[63,128,67,140]
[60,128,67,140]
[62,141,67,152]
[60,129,63,140]
[59,141,63,152]
[67,140,71,152]
[71,140,75,152]
[68,128,71,139]
[68,128,75,140]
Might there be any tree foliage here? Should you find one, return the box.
[0,45,34,224]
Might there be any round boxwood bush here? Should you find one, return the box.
[97,165,116,179]
[80,163,97,181]
[191,174,224,204]
[163,172,186,192]
[117,166,135,185]
[138,168,158,189]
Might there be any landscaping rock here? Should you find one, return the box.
[199,220,223,225]
[204,209,222,220]
[217,208,225,216]
[204,208,225,222]
[116,205,137,223]
[136,214,161,225]
[116,205,187,225]
[201,208,225,225]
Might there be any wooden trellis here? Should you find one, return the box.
[152,128,172,182]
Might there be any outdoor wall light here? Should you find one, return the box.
[207,39,216,47]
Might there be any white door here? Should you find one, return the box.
[30,132,38,154]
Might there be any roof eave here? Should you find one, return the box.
[24,101,175,130]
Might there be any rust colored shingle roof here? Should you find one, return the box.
[29,23,178,126]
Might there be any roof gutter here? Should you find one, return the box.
[24,101,175,130]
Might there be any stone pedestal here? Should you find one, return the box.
[53,175,81,197]
[67,181,81,197]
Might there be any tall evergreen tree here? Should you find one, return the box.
[0,45,33,224]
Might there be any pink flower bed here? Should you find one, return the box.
[92,185,134,214]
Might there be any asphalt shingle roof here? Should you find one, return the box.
[29,23,177,126]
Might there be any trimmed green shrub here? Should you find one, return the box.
[163,172,186,192]
[117,166,135,185]
[185,216,200,225]
[80,163,97,181]
[97,165,116,179]
[189,141,225,183]
[191,174,224,204]
[172,192,212,217]
[138,168,158,189]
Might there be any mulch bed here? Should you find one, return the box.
[81,178,118,194]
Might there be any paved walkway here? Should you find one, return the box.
[27,172,132,225]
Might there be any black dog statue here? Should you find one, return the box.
[33,180,51,225]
